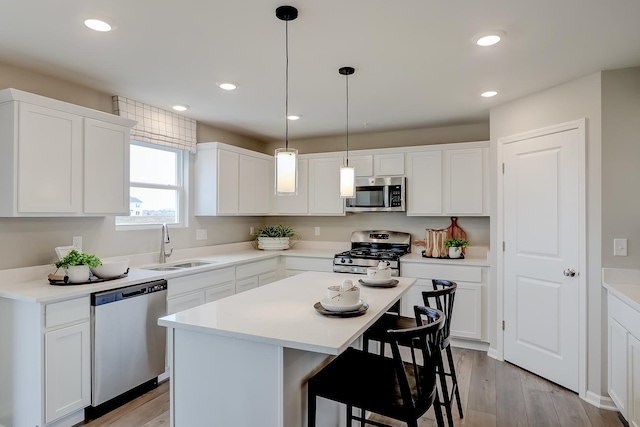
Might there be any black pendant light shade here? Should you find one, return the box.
[339,66,356,198]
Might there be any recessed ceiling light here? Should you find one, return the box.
[287,115,300,120]
[481,91,498,98]
[172,105,189,111]
[218,83,237,91]
[84,18,115,32]
[473,30,505,47]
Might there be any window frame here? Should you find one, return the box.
[116,140,188,230]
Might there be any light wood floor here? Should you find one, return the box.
[79,348,624,427]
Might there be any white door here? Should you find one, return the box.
[502,121,584,392]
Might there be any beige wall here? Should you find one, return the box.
[490,72,604,396]
[601,67,640,268]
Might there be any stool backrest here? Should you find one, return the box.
[385,306,445,417]
[422,280,458,348]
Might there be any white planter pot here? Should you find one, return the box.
[448,247,463,259]
[66,265,91,283]
[257,237,290,250]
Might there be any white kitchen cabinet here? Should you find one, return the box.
[167,291,206,314]
[275,158,309,215]
[405,141,489,216]
[195,142,272,216]
[308,156,345,215]
[350,155,374,177]
[607,291,640,425]
[283,256,333,277]
[0,88,135,217]
[84,118,130,214]
[374,153,405,176]
[401,263,486,341]
[167,267,235,310]
[235,258,278,293]
[45,322,91,423]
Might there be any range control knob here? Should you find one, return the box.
[340,259,345,263]
[348,259,353,264]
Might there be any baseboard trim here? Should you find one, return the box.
[450,338,490,352]
[487,346,500,360]
[584,391,619,411]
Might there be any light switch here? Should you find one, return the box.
[315,227,321,236]
[614,238,627,256]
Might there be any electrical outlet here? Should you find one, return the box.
[196,229,208,241]
[250,226,255,236]
[72,236,82,252]
[315,226,321,236]
[614,238,628,256]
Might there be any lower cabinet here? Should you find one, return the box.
[235,259,278,294]
[283,256,333,277]
[608,292,640,425]
[400,263,486,341]
[167,267,235,314]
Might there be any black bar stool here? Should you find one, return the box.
[308,306,446,427]
[362,280,463,426]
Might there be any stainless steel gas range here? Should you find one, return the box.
[333,230,411,276]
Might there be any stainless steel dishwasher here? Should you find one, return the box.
[90,279,167,408]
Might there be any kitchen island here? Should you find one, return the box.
[158,271,416,427]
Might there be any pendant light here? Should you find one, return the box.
[339,66,356,198]
[274,6,299,196]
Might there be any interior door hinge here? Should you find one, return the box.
[502,241,505,251]
[502,320,505,331]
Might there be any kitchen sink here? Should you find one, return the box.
[171,260,217,268]
[142,260,217,271]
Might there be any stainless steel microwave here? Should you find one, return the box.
[345,176,406,212]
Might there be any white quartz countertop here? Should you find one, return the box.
[159,271,416,355]
[401,251,490,267]
[602,268,640,312]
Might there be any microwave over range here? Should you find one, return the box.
[345,176,406,212]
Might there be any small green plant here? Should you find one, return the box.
[444,238,468,249]
[54,250,102,269]
[253,224,299,239]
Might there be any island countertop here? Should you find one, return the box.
[158,271,416,355]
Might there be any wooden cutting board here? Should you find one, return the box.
[445,217,466,253]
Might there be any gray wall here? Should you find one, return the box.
[490,72,604,396]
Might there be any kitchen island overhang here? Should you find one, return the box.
[159,271,416,427]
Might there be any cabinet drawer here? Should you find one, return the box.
[236,276,259,294]
[284,256,332,272]
[236,259,278,279]
[401,264,482,283]
[609,293,640,339]
[167,267,234,298]
[167,292,206,314]
[259,271,277,286]
[205,281,235,303]
[45,296,90,329]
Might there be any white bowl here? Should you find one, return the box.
[366,267,392,281]
[326,285,360,306]
[91,260,129,279]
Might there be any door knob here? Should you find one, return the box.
[563,268,577,277]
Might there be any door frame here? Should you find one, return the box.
[496,118,587,399]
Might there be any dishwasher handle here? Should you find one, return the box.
[91,279,167,306]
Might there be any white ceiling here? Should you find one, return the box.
[2,1,640,141]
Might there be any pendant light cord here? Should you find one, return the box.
[285,20,290,150]
[345,72,349,167]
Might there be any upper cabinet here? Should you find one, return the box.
[274,158,309,215]
[406,141,489,216]
[0,88,135,217]
[195,142,271,216]
[350,153,405,177]
[308,156,345,216]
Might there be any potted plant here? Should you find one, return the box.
[54,249,102,283]
[444,238,468,259]
[253,224,299,250]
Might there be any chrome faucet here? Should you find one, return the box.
[159,223,173,263]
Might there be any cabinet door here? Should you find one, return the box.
[308,157,345,215]
[630,334,640,427]
[239,154,270,215]
[609,318,629,417]
[45,322,90,423]
[236,276,259,294]
[350,155,373,177]
[167,292,206,314]
[374,153,404,176]
[18,102,82,213]
[405,151,442,215]
[205,281,235,303]
[217,149,239,215]
[444,148,483,214]
[276,158,308,214]
[259,271,277,286]
[84,118,130,214]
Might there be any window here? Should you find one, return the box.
[116,141,186,227]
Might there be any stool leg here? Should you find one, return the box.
[436,348,455,427]
[308,383,316,427]
[433,392,446,427]
[446,345,464,418]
